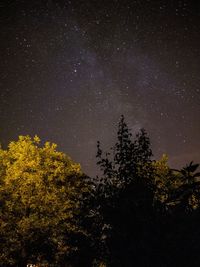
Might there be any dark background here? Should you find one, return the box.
[0,0,199,176]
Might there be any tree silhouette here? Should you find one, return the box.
[97,115,153,185]
[95,115,156,266]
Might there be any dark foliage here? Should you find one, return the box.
[92,116,200,267]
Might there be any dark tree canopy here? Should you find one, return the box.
[97,115,153,184]
[94,116,156,266]
[93,116,200,267]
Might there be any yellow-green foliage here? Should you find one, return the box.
[0,135,88,265]
[152,154,183,205]
[152,155,199,209]
[152,154,171,203]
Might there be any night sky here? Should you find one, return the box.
[0,0,199,176]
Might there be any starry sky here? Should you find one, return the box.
[0,0,199,176]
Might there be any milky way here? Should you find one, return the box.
[0,0,199,176]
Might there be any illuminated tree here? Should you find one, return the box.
[0,136,90,267]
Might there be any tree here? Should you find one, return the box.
[151,161,200,267]
[94,116,200,266]
[170,162,200,212]
[97,115,153,185]
[95,116,156,266]
[0,135,90,267]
